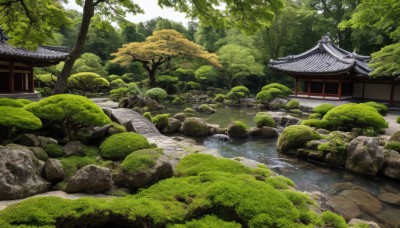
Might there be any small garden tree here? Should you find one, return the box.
[0,106,42,140]
[226,86,250,105]
[256,83,293,109]
[145,88,168,102]
[24,94,111,138]
[67,72,109,95]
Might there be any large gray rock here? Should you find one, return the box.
[346,136,384,175]
[44,158,64,182]
[114,153,173,190]
[65,165,112,193]
[63,141,83,157]
[88,124,112,143]
[182,117,210,137]
[37,136,58,148]
[382,150,400,180]
[249,127,278,138]
[269,112,301,127]
[165,118,181,133]
[0,145,50,200]
[15,134,40,147]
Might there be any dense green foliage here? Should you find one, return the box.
[0,98,24,108]
[312,104,335,116]
[278,125,321,153]
[99,132,151,160]
[363,101,388,115]
[198,104,215,113]
[120,148,164,175]
[254,112,275,127]
[152,114,170,131]
[214,94,225,103]
[286,99,299,109]
[301,119,331,129]
[45,144,64,158]
[145,88,168,102]
[0,106,42,131]
[261,83,293,96]
[226,86,250,104]
[67,72,109,95]
[24,95,111,137]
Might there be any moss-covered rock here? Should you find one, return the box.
[286,99,299,109]
[363,101,388,115]
[172,96,185,105]
[214,94,225,103]
[182,117,210,137]
[308,113,322,119]
[44,143,64,158]
[0,98,24,107]
[174,112,187,122]
[143,112,152,121]
[312,104,335,116]
[227,121,248,138]
[198,104,215,114]
[99,132,151,160]
[254,112,275,127]
[0,106,42,139]
[152,114,170,131]
[301,119,331,129]
[278,125,321,154]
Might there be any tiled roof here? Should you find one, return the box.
[269,33,372,77]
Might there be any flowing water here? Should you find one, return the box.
[164,106,400,227]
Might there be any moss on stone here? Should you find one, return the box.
[99,132,151,160]
[0,98,24,107]
[278,125,321,153]
[254,112,275,127]
[198,104,215,113]
[169,215,241,228]
[265,175,295,189]
[385,141,400,152]
[0,106,42,133]
[312,104,335,116]
[321,211,347,228]
[308,113,322,119]
[214,94,225,103]
[45,144,64,158]
[363,101,388,115]
[227,121,248,138]
[143,112,152,121]
[121,148,164,175]
[182,117,210,137]
[152,114,170,130]
[301,119,331,129]
[286,99,300,109]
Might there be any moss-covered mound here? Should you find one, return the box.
[286,99,299,109]
[198,104,215,113]
[151,114,170,131]
[278,125,322,153]
[0,98,24,107]
[227,121,248,138]
[254,112,275,128]
[0,154,345,227]
[261,83,293,96]
[0,106,42,131]
[120,148,164,175]
[312,104,335,116]
[99,132,151,160]
[363,101,388,115]
[182,117,210,137]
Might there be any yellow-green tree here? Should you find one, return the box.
[112,29,221,87]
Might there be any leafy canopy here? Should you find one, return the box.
[0,106,42,131]
[67,72,109,94]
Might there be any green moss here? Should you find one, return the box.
[110,122,126,133]
[256,88,281,104]
[227,121,248,138]
[0,106,42,132]
[57,156,98,189]
[81,144,99,157]
[174,113,187,122]
[301,119,331,129]
[183,107,195,113]
[397,116,400,124]
[317,131,348,154]
[308,113,322,119]
[323,103,387,131]
[99,132,151,160]
[286,99,300,109]
[210,102,223,109]
[312,104,335,116]
[0,98,24,107]
[363,101,388,115]
[261,83,293,96]
[44,144,64,158]
[265,175,295,189]
[254,112,275,127]
[143,112,152,121]
[198,104,215,113]
[152,114,170,130]
[226,86,249,104]
[145,87,168,101]
[278,125,321,153]
[169,215,241,228]
[16,99,33,105]
[385,141,400,152]
[289,109,302,114]
[214,94,225,103]
[182,117,209,137]
[321,211,347,228]
[187,81,201,90]
[172,96,185,105]
[120,148,163,175]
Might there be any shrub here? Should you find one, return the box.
[198,104,215,113]
[286,99,299,109]
[254,112,275,127]
[145,87,167,102]
[261,83,293,96]
[172,96,185,105]
[0,98,24,107]
[67,72,109,95]
[226,86,249,104]
[187,81,201,90]
[156,75,179,93]
[301,119,331,129]
[110,78,126,88]
[16,99,32,105]
[277,125,321,153]
[24,94,111,137]
[126,82,142,96]
[256,88,282,107]
[312,104,335,116]
[100,132,151,160]
[143,112,152,121]
[152,114,170,131]
[184,107,195,113]
[322,103,387,131]
[227,121,248,138]
[214,94,225,103]
[363,101,388,115]
[385,141,400,152]
[308,113,322,119]
[397,116,400,124]
[109,87,128,101]
[0,106,42,139]
[120,148,164,175]
[108,74,120,81]
[45,144,64,158]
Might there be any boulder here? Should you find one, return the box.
[338,189,382,214]
[29,147,48,161]
[37,136,58,148]
[382,150,400,180]
[15,134,39,147]
[280,115,301,127]
[114,149,173,190]
[324,152,346,168]
[44,158,64,182]
[65,165,113,194]
[165,118,181,133]
[124,120,137,132]
[388,131,400,142]
[182,117,210,137]
[174,112,187,122]
[88,124,112,143]
[296,149,325,162]
[328,195,362,220]
[345,136,384,176]
[212,134,231,142]
[249,127,278,138]
[63,141,84,157]
[0,145,50,200]
[227,121,248,139]
[207,123,223,134]
[378,192,400,206]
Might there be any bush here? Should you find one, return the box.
[227,121,248,138]
[100,132,151,160]
[16,99,32,105]
[286,99,299,109]
[109,87,128,101]
[110,78,126,88]
[308,113,322,119]
[170,215,241,228]
[0,106,42,139]
[214,94,225,103]
[24,94,111,137]
[322,103,387,131]
[254,112,275,127]
[120,148,164,175]
[277,125,321,153]
[108,74,120,82]
[363,101,388,115]
[0,98,24,107]
[45,144,64,158]
[67,72,109,95]
[261,83,293,96]
[226,86,249,104]
[145,87,167,102]
[126,82,142,96]
[321,211,347,228]
[152,114,170,131]
[256,88,282,106]
[187,81,201,90]
[312,104,335,116]
[172,96,185,105]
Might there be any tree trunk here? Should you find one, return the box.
[149,69,157,87]
[53,0,95,94]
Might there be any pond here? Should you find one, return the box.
[164,106,400,227]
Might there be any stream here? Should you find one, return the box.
[164,106,400,227]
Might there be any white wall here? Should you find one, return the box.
[353,83,363,98]
[363,84,391,100]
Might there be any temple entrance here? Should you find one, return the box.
[295,78,353,99]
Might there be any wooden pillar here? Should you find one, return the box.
[307,79,311,97]
[338,79,342,99]
[322,79,326,98]
[390,79,395,106]
[362,82,365,100]
[9,62,14,93]
[29,66,34,92]
[295,77,298,96]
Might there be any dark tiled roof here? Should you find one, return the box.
[269,33,372,77]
